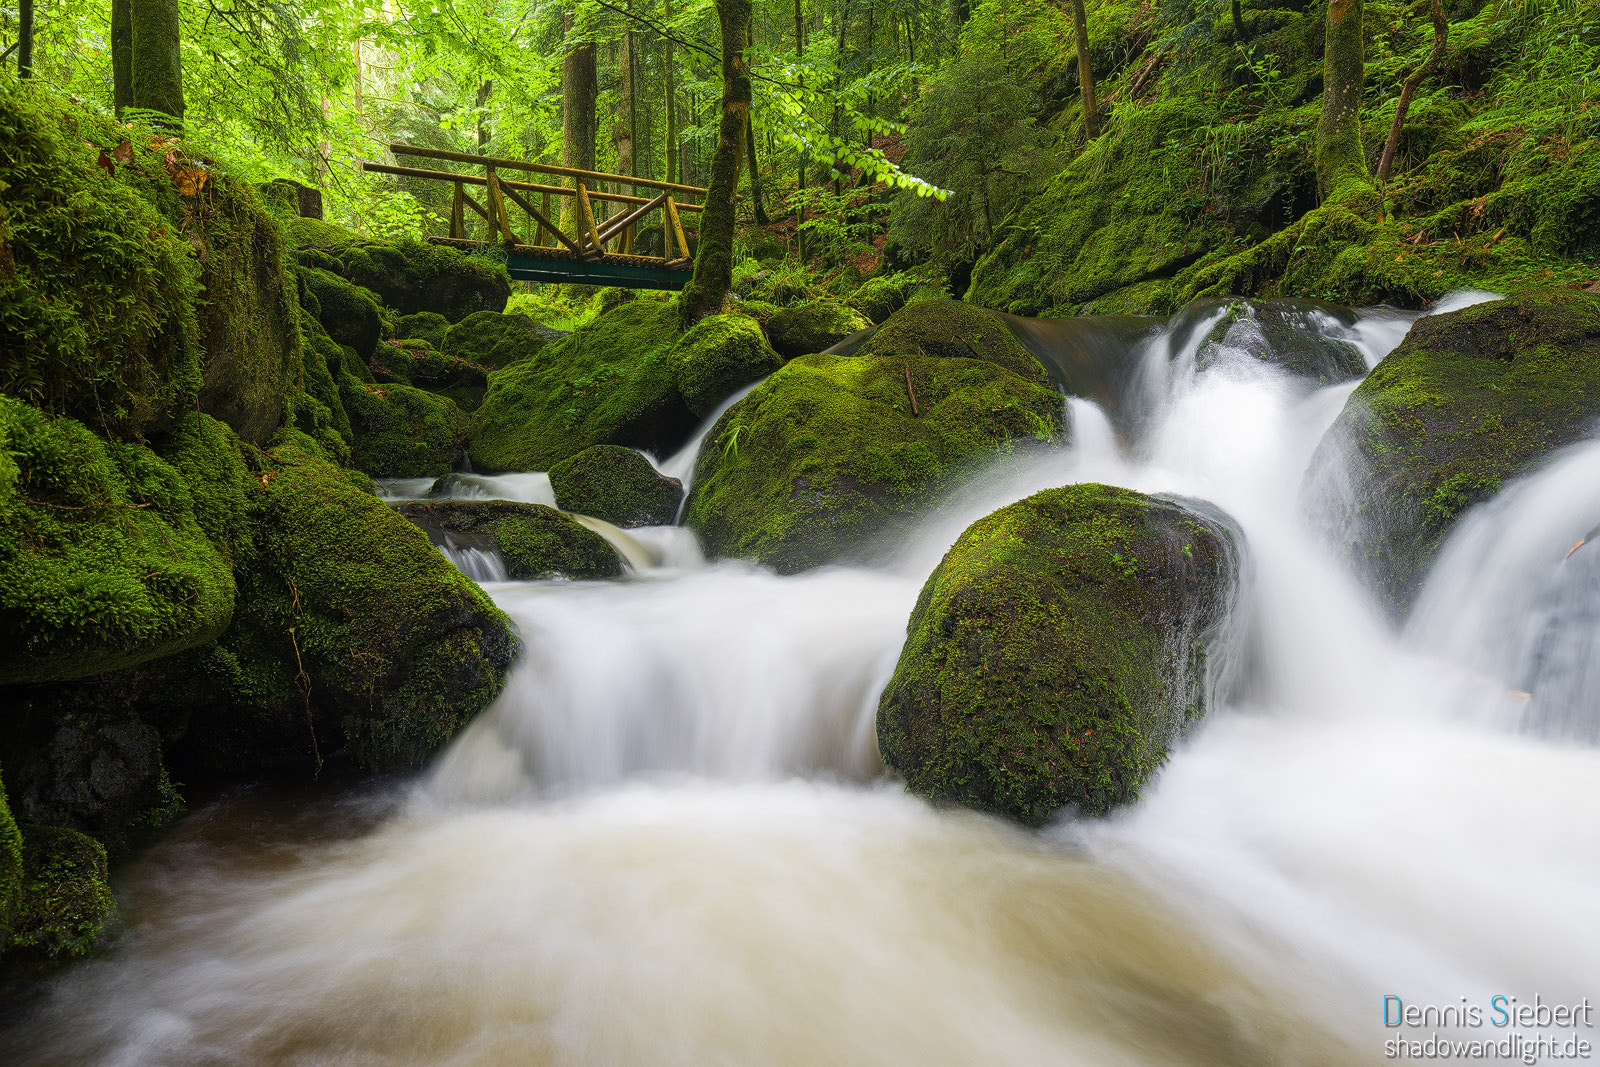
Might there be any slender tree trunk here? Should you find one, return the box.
[129,0,185,128]
[476,79,493,151]
[794,0,807,257]
[614,30,636,177]
[561,5,599,234]
[1070,0,1097,138]
[1315,0,1371,203]
[17,0,33,78]
[831,0,849,196]
[679,0,752,324]
[1231,0,1246,41]
[744,20,769,223]
[1376,0,1447,185]
[664,0,678,183]
[111,0,132,114]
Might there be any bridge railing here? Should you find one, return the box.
[360,145,706,268]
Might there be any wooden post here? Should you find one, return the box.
[665,195,690,265]
[576,182,605,259]
[486,167,517,243]
[536,192,553,247]
[451,182,465,239]
[501,184,584,256]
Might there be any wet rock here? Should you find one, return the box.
[395,500,623,580]
[765,300,872,359]
[1186,298,1368,383]
[857,299,1050,383]
[549,445,684,528]
[4,824,116,960]
[672,313,783,417]
[877,484,1239,825]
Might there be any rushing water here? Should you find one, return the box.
[10,292,1600,1066]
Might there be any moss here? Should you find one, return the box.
[683,350,1065,573]
[548,445,684,528]
[187,443,517,772]
[442,311,548,369]
[338,373,464,479]
[371,339,489,412]
[397,311,452,351]
[5,824,117,959]
[0,78,203,439]
[296,265,385,361]
[765,300,873,359]
[0,396,235,685]
[295,313,354,464]
[1303,290,1600,617]
[858,299,1049,384]
[671,313,783,417]
[468,299,698,471]
[395,500,623,580]
[0,767,22,943]
[338,239,510,324]
[877,484,1238,825]
[846,272,922,324]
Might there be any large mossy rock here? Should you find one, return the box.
[672,313,783,417]
[337,239,511,323]
[548,445,684,528]
[5,824,117,960]
[297,265,385,360]
[394,500,623,579]
[338,376,464,478]
[0,398,238,685]
[443,311,549,369]
[186,445,517,772]
[397,311,452,351]
[1303,290,1600,616]
[878,485,1239,825]
[0,768,22,944]
[765,299,872,358]
[683,349,1065,573]
[846,273,922,325]
[857,299,1049,382]
[468,298,698,471]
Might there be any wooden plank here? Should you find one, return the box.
[460,190,490,222]
[361,161,704,212]
[485,168,517,243]
[390,143,706,198]
[500,183,583,256]
[597,190,668,244]
[665,196,690,265]
[575,182,605,260]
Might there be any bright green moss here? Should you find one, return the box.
[671,313,782,417]
[764,300,872,359]
[683,350,1065,573]
[877,484,1238,825]
[468,299,697,471]
[6,824,117,959]
[397,311,452,350]
[858,299,1049,384]
[442,311,548,369]
[297,265,385,360]
[0,767,21,943]
[338,240,510,323]
[295,313,354,464]
[1303,290,1600,616]
[846,273,921,324]
[338,373,464,479]
[0,396,235,685]
[548,445,684,528]
[395,500,624,580]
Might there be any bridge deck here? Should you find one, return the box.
[426,237,694,291]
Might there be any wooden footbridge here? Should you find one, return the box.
[362,145,706,290]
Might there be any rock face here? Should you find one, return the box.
[765,300,872,358]
[549,445,684,528]
[683,339,1064,573]
[468,298,699,471]
[338,377,464,478]
[6,824,116,960]
[297,265,386,360]
[395,500,623,580]
[672,313,783,418]
[1303,290,1600,616]
[336,240,510,323]
[877,484,1239,825]
[1182,298,1367,383]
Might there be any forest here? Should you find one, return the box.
[1,0,1598,1059]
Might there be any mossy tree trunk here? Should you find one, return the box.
[744,20,769,224]
[561,5,598,235]
[664,0,678,184]
[1376,0,1447,186]
[679,0,751,326]
[111,0,133,114]
[1315,0,1371,204]
[1070,0,1098,138]
[614,30,635,177]
[17,0,34,78]
[129,0,185,127]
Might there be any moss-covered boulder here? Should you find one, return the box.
[878,485,1238,825]
[846,272,921,324]
[468,298,698,471]
[443,311,549,369]
[338,239,510,323]
[1188,298,1368,383]
[548,445,684,528]
[394,500,623,580]
[396,311,452,351]
[683,350,1065,573]
[765,300,872,359]
[5,824,117,959]
[185,445,517,772]
[0,768,22,944]
[297,265,385,360]
[858,299,1050,383]
[1303,289,1600,616]
[672,313,783,417]
[338,375,464,478]
[0,398,237,685]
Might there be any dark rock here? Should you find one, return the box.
[395,500,624,579]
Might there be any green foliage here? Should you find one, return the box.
[0,767,21,943]
[548,445,685,528]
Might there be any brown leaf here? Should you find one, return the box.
[96,150,116,177]
[113,140,134,164]
[174,167,209,197]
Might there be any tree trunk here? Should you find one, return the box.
[561,6,599,234]
[17,0,34,78]
[1070,0,1097,138]
[664,0,678,184]
[476,79,493,151]
[679,0,752,325]
[744,21,769,224]
[111,0,132,114]
[614,30,636,178]
[1315,0,1371,203]
[794,0,806,257]
[1231,0,1246,41]
[1376,0,1447,186]
[130,0,185,127]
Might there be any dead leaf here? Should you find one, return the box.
[96,150,116,177]
[175,167,208,197]
[113,140,133,164]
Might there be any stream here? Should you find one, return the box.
[7,293,1599,1065]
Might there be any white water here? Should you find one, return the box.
[13,292,1599,1066]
